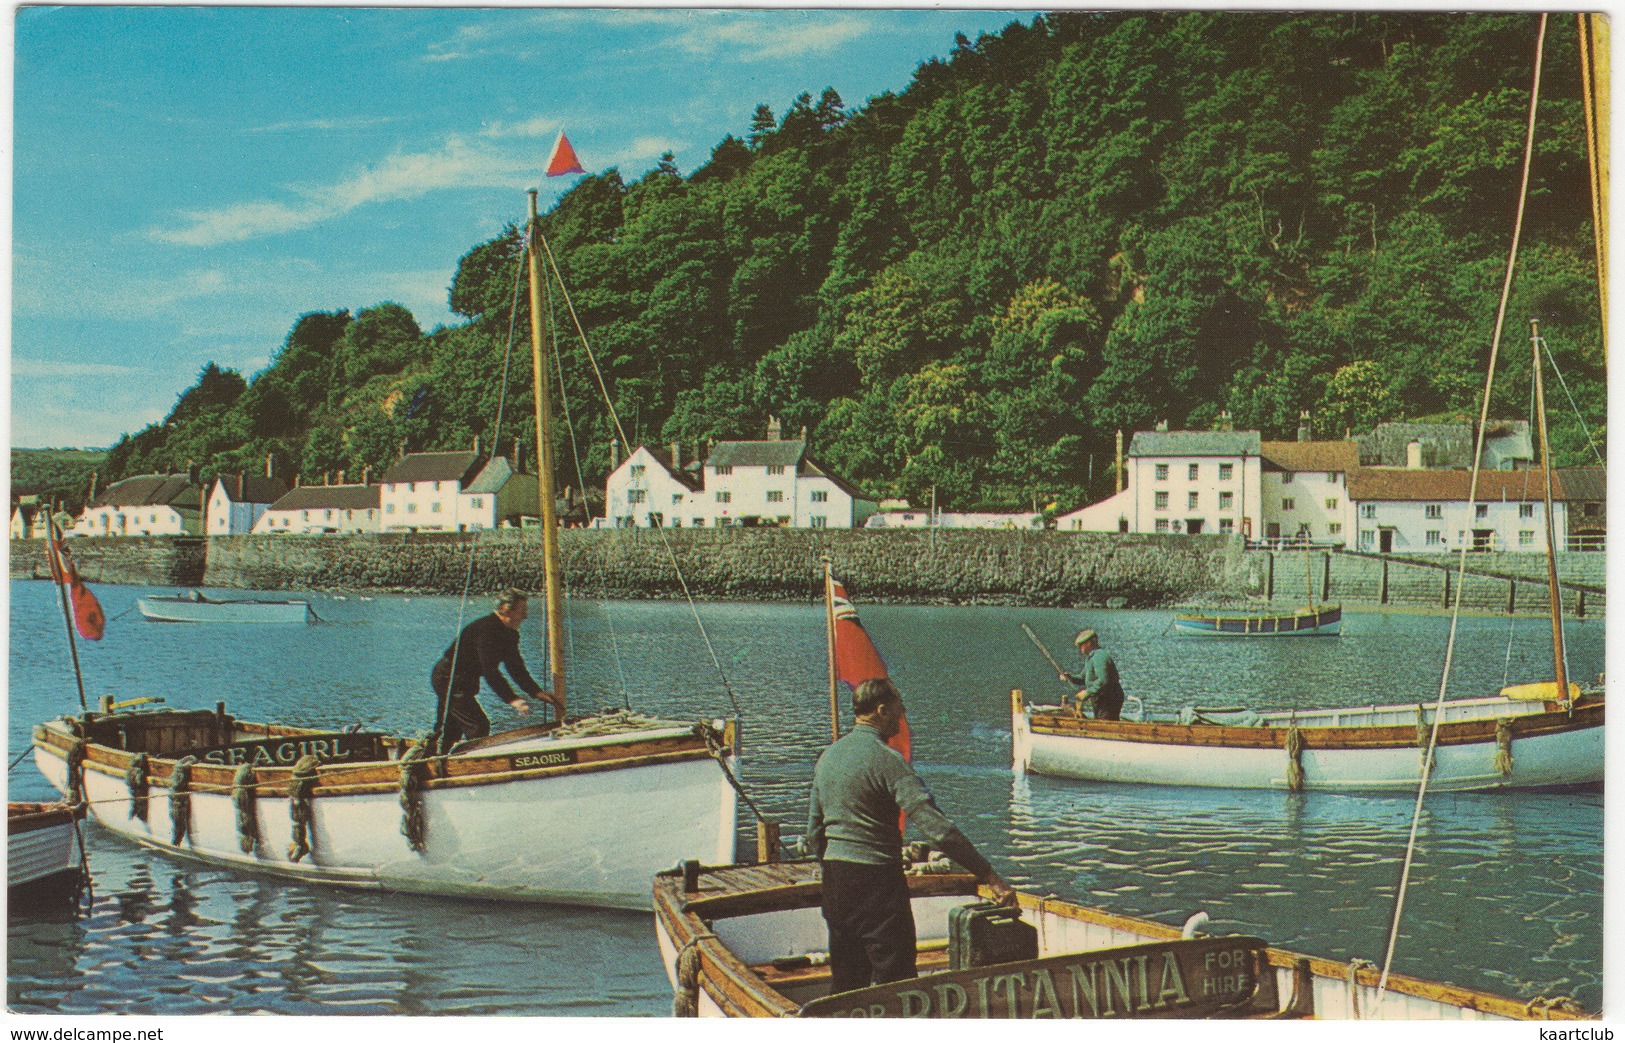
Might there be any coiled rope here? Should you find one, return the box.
[287,754,320,862]
[1414,706,1434,776]
[399,745,430,854]
[1346,957,1378,1019]
[1495,718,1515,776]
[232,762,258,854]
[1283,725,1305,793]
[126,753,150,820]
[167,756,198,845]
[672,931,716,1018]
[65,738,87,804]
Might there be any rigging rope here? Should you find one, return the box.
[1375,13,1547,1004]
[1539,335,1607,467]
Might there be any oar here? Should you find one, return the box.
[1021,624,1069,681]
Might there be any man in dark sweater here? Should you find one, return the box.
[430,590,564,754]
[806,677,1016,995]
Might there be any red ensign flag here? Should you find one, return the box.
[545,132,585,177]
[831,579,910,762]
[48,538,105,641]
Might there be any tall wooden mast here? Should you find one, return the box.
[527,189,566,708]
[1530,320,1568,703]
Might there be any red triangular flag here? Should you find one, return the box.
[545,132,585,177]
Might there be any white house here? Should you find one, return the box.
[254,484,381,535]
[378,452,484,533]
[73,474,204,537]
[206,475,290,535]
[1259,440,1360,546]
[459,457,540,530]
[10,503,40,539]
[1060,430,1263,536]
[1348,468,1569,554]
[602,424,875,529]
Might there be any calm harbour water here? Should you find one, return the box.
[5,578,1605,1015]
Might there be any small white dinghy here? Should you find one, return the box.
[8,799,87,899]
[137,592,315,625]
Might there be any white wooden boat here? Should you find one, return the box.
[652,858,1591,1020]
[8,800,87,897]
[1011,686,1603,792]
[33,704,738,909]
[1172,603,1341,636]
[137,592,314,624]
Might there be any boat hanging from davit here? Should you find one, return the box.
[33,175,745,910]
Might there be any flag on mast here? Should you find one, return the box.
[545,131,585,177]
[47,537,105,641]
[830,578,910,762]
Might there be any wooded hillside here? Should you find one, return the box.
[96,12,1606,514]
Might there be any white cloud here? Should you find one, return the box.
[12,359,144,379]
[666,12,872,61]
[250,116,399,134]
[149,139,532,247]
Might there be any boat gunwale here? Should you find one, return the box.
[8,800,86,835]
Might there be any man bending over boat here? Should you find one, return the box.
[1059,628,1125,720]
[806,678,1016,995]
[430,589,565,754]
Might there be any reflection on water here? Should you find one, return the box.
[7,580,1604,1014]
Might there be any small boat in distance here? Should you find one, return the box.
[1172,602,1341,637]
[653,858,1592,1020]
[8,800,87,899]
[137,592,315,625]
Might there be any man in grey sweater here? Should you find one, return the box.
[806,677,1016,995]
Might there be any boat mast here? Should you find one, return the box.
[1530,319,1569,702]
[823,557,839,740]
[526,189,567,709]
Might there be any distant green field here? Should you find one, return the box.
[11,447,107,512]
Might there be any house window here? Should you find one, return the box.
[766,491,784,503]
[1359,530,1375,550]
[407,503,418,514]
[630,465,645,478]
[1425,504,1442,519]
[1330,472,1343,484]
[1519,530,1536,546]
[767,464,785,476]
[1219,519,1234,534]
[1154,491,1169,510]
[1188,464,1199,481]
[811,516,827,529]
[471,497,484,508]
[715,466,733,476]
[1475,504,1489,519]
[1325,498,1338,510]
[1219,492,1234,510]
[325,509,333,520]
[431,502,442,513]
[1219,464,1234,481]
[628,489,647,504]
[1187,492,1199,510]
[811,490,828,503]
[386,504,397,514]
[1519,503,1534,518]
[1282,473,1294,484]
[1426,530,1442,545]
[1155,519,1170,532]
[672,494,683,505]
[302,511,311,522]
[692,518,706,527]
[716,491,731,503]
[1155,464,1169,481]
[1328,523,1342,536]
[410,482,416,492]
[1282,498,1296,512]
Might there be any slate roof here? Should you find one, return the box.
[1355,422,1473,467]
[707,440,807,469]
[1128,431,1261,458]
[1260,441,1361,473]
[1557,467,1606,501]
[380,452,482,485]
[629,446,701,491]
[465,458,520,495]
[268,484,382,511]
[214,475,290,505]
[1346,468,1569,502]
[92,474,202,509]
[802,455,869,502]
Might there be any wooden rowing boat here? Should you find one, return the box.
[1012,686,1602,792]
[651,858,1591,1019]
[33,703,738,908]
[1172,603,1342,636]
[136,592,315,624]
[8,799,87,899]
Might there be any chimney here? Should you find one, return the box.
[473,434,481,456]
[670,442,681,469]
[1406,440,1423,469]
[1155,420,1169,432]
[266,454,275,478]
[325,471,332,486]
[800,425,808,445]
[766,415,781,441]
[610,438,620,468]
[1115,429,1124,493]
[238,473,244,500]
[515,443,524,473]
[338,469,346,485]
[1297,411,1311,442]
[362,464,371,485]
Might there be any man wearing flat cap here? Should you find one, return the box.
[1059,628,1125,720]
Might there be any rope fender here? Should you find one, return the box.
[288,754,320,863]
[672,932,714,1018]
[232,762,259,854]
[1346,957,1378,1019]
[1284,726,1305,793]
[1495,718,1515,777]
[1415,706,1435,776]
[399,745,430,854]
[66,738,87,804]
[126,753,150,821]
[168,756,198,846]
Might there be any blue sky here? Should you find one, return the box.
[10,6,1032,449]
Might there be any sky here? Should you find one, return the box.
[8,5,1034,449]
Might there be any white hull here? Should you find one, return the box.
[137,596,313,624]
[36,718,737,909]
[1013,693,1603,793]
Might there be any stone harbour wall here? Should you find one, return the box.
[8,531,1603,615]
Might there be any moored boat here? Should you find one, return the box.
[8,799,87,899]
[137,592,315,625]
[1172,603,1342,636]
[33,703,738,909]
[1011,685,1602,792]
[652,857,1591,1019]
